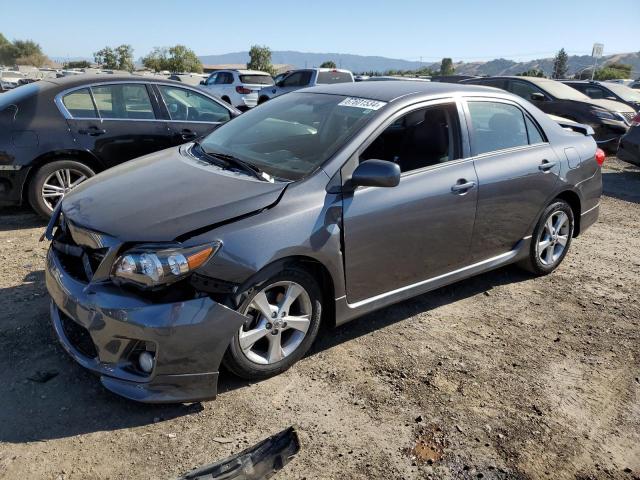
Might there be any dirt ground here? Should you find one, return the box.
[0,157,639,480]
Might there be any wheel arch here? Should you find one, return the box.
[554,189,582,237]
[21,149,104,203]
[233,255,336,328]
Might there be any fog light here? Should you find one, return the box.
[138,351,155,373]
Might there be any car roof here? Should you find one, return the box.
[39,74,186,90]
[303,81,497,102]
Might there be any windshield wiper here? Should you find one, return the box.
[194,142,272,182]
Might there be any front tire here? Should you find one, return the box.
[519,200,574,275]
[223,268,322,380]
[28,160,95,218]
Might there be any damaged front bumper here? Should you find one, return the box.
[46,246,248,403]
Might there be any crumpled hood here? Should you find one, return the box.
[62,145,287,242]
[581,98,633,114]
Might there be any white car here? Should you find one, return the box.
[200,69,274,110]
[258,68,354,104]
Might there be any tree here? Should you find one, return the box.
[142,47,169,72]
[518,68,545,77]
[0,35,19,65]
[94,47,118,69]
[320,60,337,68]
[166,45,202,73]
[552,48,568,79]
[439,58,454,76]
[94,44,134,71]
[0,36,50,67]
[247,45,275,75]
[141,45,202,73]
[64,60,91,69]
[594,63,633,81]
[115,44,134,72]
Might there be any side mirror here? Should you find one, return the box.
[530,92,546,102]
[350,160,400,189]
[199,80,206,85]
[276,80,284,87]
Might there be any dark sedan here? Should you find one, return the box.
[0,75,239,217]
[44,81,603,403]
[462,76,635,152]
[562,80,640,112]
[618,113,640,166]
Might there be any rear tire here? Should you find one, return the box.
[258,96,269,105]
[518,200,574,276]
[28,160,95,219]
[223,268,322,380]
[221,96,231,104]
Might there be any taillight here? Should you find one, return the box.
[595,148,606,167]
[236,86,251,94]
[631,113,640,127]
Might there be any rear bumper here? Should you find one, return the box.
[238,93,259,108]
[580,202,600,234]
[46,247,248,404]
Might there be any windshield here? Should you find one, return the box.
[604,82,640,102]
[240,74,274,85]
[534,79,591,101]
[200,92,384,180]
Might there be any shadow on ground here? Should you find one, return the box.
[0,264,532,443]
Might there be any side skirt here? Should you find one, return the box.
[334,238,531,325]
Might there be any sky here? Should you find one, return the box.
[1,0,638,62]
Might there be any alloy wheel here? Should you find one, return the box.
[537,210,570,266]
[239,281,312,365]
[41,168,88,211]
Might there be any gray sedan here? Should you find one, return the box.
[45,81,603,403]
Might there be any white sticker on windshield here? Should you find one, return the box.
[338,97,387,110]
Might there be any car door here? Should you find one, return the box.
[464,98,560,260]
[153,84,233,143]
[341,100,478,304]
[61,83,172,169]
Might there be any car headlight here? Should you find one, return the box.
[591,109,619,121]
[111,242,221,288]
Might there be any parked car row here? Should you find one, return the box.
[461,76,637,152]
[199,68,354,109]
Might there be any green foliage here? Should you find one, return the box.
[320,60,337,68]
[518,69,545,77]
[64,60,92,69]
[380,66,436,77]
[94,44,134,71]
[593,63,633,81]
[552,48,568,79]
[439,58,454,76]
[141,45,202,73]
[0,35,49,66]
[247,45,275,75]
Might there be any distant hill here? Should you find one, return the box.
[199,50,640,77]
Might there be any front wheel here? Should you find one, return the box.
[223,268,322,380]
[519,200,574,275]
[28,160,95,218]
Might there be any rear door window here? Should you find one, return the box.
[317,71,353,84]
[467,101,529,155]
[62,88,97,118]
[90,84,155,119]
[282,71,312,87]
[509,80,546,101]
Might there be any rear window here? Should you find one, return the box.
[317,71,353,84]
[240,75,274,86]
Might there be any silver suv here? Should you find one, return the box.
[258,68,353,104]
[201,69,274,110]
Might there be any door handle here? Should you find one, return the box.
[538,160,557,172]
[180,129,197,140]
[78,126,106,136]
[451,179,476,193]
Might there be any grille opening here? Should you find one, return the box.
[59,311,98,359]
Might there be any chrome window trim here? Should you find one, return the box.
[154,83,232,123]
[54,80,233,122]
